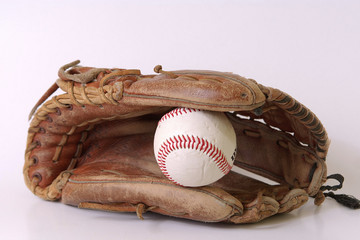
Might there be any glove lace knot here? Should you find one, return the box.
[320,174,360,209]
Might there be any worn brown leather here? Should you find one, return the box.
[24,60,329,223]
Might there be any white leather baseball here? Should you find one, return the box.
[153,108,237,187]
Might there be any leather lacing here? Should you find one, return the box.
[136,204,158,220]
[25,61,140,194]
[259,86,329,159]
[318,174,360,209]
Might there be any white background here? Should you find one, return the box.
[1,0,359,239]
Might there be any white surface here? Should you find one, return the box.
[154,108,236,186]
[1,0,359,239]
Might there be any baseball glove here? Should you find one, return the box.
[24,60,354,224]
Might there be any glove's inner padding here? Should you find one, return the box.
[27,101,325,201]
[69,110,322,193]
[26,105,322,222]
[228,112,322,189]
[62,116,293,207]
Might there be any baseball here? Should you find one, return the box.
[153,108,237,187]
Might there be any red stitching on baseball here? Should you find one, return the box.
[156,134,232,184]
[158,108,200,125]
[196,136,201,150]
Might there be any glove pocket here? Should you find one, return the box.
[57,130,243,223]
